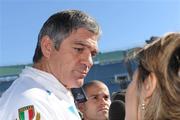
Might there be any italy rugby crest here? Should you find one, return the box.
[18,105,35,120]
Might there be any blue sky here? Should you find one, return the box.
[0,0,180,66]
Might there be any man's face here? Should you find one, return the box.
[48,28,98,88]
[82,83,111,120]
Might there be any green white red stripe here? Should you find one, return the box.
[18,105,35,120]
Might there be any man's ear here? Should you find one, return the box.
[143,72,157,99]
[40,36,53,59]
[77,102,85,113]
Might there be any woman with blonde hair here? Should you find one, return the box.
[125,32,180,120]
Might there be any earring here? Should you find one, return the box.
[141,103,145,110]
[141,100,146,110]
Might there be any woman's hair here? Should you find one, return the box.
[135,32,180,120]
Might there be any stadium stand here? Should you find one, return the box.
[0,49,137,96]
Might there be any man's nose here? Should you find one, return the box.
[81,51,93,69]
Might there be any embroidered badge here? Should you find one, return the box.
[18,105,35,120]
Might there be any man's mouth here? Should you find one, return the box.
[76,70,88,78]
[98,107,109,112]
[80,72,88,78]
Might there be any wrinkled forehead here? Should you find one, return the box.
[69,28,99,51]
[73,38,99,51]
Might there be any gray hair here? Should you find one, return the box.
[33,10,101,63]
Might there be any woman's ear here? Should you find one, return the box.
[143,72,157,99]
[41,36,53,59]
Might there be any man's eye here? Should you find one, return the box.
[92,96,98,99]
[91,51,97,57]
[74,48,84,52]
[89,96,98,100]
[104,95,110,100]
